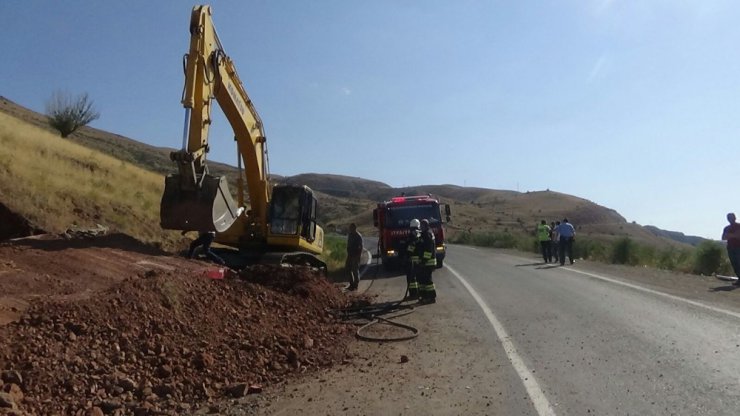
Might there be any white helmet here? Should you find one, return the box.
[409,218,421,229]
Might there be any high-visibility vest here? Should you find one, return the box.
[419,230,437,267]
[407,239,420,265]
[537,224,551,241]
[422,249,437,267]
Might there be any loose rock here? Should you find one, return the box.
[0,262,354,415]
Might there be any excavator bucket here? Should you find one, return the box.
[160,174,241,232]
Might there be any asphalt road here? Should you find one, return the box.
[443,244,740,415]
[255,239,740,415]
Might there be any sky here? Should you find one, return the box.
[1,0,738,240]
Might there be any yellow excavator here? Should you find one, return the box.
[160,5,325,269]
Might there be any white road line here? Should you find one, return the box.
[446,265,557,416]
[566,268,740,320]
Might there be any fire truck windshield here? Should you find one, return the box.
[385,204,441,229]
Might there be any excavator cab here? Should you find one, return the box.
[269,185,318,242]
[160,173,242,233]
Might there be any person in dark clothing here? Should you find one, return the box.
[187,231,226,265]
[345,223,363,291]
[417,219,437,304]
[404,219,422,300]
[556,218,576,265]
[721,213,740,284]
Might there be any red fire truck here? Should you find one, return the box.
[373,195,451,269]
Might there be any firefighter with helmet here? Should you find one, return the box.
[404,218,422,300]
[417,218,437,304]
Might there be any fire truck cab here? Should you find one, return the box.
[373,195,451,269]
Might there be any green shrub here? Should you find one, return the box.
[572,238,608,262]
[656,248,678,270]
[449,231,521,249]
[611,237,639,265]
[523,238,540,253]
[321,233,347,273]
[692,240,724,275]
[639,245,656,266]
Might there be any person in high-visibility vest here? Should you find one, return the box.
[404,219,422,300]
[417,219,437,304]
[536,220,552,263]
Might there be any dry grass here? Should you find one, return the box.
[0,112,181,249]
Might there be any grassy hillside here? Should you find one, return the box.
[0,96,706,251]
[298,178,679,248]
[0,96,245,187]
[0,112,182,249]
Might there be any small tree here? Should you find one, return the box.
[45,90,100,138]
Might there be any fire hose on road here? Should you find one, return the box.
[330,246,420,342]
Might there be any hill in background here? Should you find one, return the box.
[0,96,704,249]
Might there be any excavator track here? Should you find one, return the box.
[211,248,327,274]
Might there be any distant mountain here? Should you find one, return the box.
[643,225,706,246]
[280,173,391,198]
[0,95,695,249]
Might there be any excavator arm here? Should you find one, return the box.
[160,5,324,259]
[162,5,268,235]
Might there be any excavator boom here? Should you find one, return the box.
[160,5,324,262]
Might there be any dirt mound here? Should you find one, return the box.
[0,265,353,415]
[0,233,177,326]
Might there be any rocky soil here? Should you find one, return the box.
[0,235,355,415]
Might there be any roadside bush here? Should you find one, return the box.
[321,233,347,274]
[572,238,608,262]
[717,257,734,276]
[521,238,540,253]
[656,248,679,270]
[449,231,519,249]
[692,240,724,275]
[639,245,656,266]
[611,237,639,265]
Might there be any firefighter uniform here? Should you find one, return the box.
[417,219,437,304]
[405,219,421,300]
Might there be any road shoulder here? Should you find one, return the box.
[224,264,535,415]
